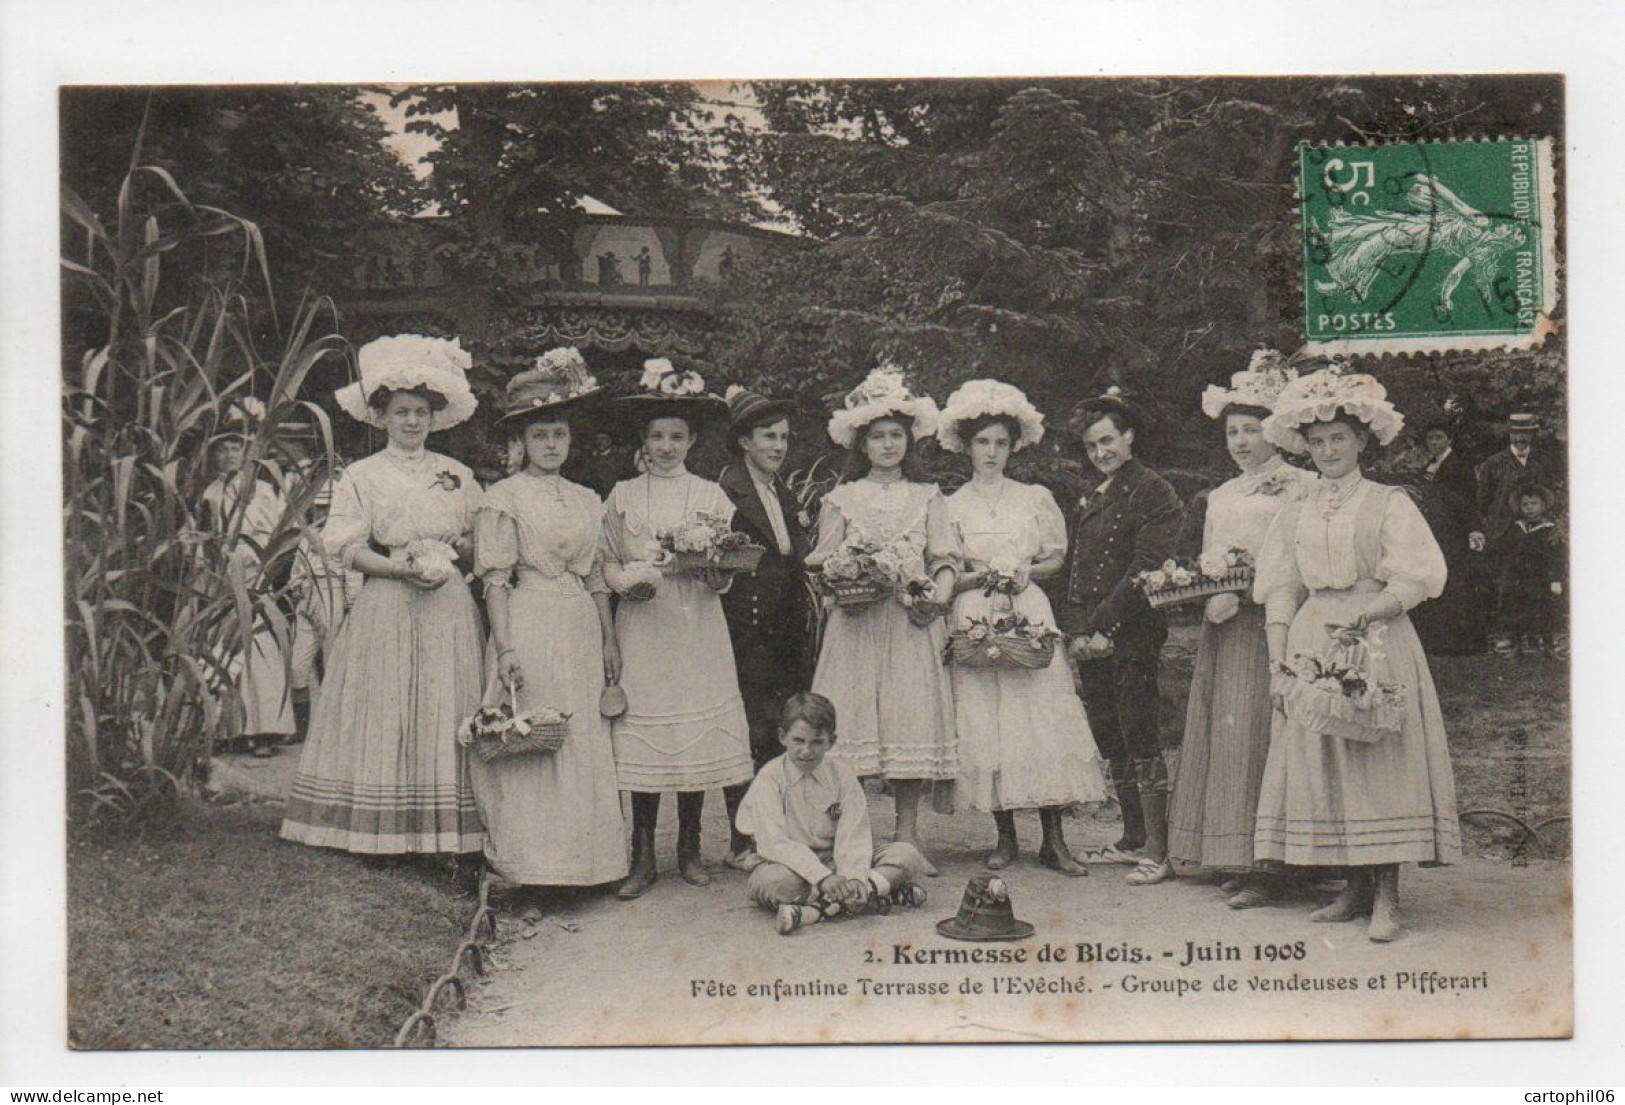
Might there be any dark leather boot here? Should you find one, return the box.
[984,811,1019,869]
[1037,807,1089,877]
[618,826,658,900]
[722,782,752,859]
[1113,777,1146,853]
[676,791,711,887]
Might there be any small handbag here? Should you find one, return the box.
[599,683,629,720]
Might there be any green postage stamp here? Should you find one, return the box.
[1299,137,1558,354]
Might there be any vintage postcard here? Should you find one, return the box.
[55,72,1569,1052]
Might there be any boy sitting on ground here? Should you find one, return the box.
[736,692,928,935]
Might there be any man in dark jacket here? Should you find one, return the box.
[1053,391,1183,884]
[1475,412,1560,540]
[1411,421,1487,655]
[717,385,815,870]
[1475,412,1562,654]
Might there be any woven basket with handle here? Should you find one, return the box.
[947,631,1056,670]
[469,676,570,764]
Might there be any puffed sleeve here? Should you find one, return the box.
[1198,488,1218,558]
[706,480,738,528]
[923,489,963,577]
[804,489,848,569]
[322,466,371,571]
[1376,487,1448,611]
[473,488,519,590]
[458,463,485,532]
[599,485,660,594]
[599,486,630,585]
[1032,484,1068,561]
[580,490,610,595]
[1253,499,1306,627]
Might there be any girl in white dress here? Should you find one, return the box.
[1253,366,1462,942]
[937,381,1106,875]
[807,367,960,873]
[474,351,628,914]
[281,335,486,859]
[602,360,752,899]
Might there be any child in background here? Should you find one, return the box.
[288,480,362,733]
[1488,485,1565,657]
[736,692,929,936]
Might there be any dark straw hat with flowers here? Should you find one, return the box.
[613,357,730,428]
[498,347,605,426]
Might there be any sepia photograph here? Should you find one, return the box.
[47,70,1573,1050]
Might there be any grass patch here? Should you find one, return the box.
[68,798,467,1049]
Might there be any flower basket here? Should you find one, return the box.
[947,631,1055,670]
[826,577,892,608]
[1273,622,1405,744]
[458,678,570,763]
[655,513,760,575]
[672,544,765,574]
[1143,567,1253,610]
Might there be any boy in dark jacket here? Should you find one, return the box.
[1487,484,1566,657]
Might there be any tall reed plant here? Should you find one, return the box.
[63,158,348,823]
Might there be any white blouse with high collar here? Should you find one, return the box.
[475,472,606,591]
[1202,456,1316,560]
[320,447,481,568]
[1254,469,1447,625]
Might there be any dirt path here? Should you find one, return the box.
[444,793,1570,1046]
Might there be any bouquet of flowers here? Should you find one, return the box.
[458,681,571,763]
[1135,548,1254,610]
[975,555,1030,611]
[817,532,929,609]
[651,511,764,573]
[948,611,1063,670]
[404,538,459,584]
[1273,621,1406,743]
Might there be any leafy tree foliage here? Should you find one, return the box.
[396,83,756,271]
[61,86,423,298]
[708,76,1565,495]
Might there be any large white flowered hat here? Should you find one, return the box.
[1262,362,1404,454]
[335,334,478,430]
[1201,348,1298,420]
[827,365,940,448]
[936,379,1045,453]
